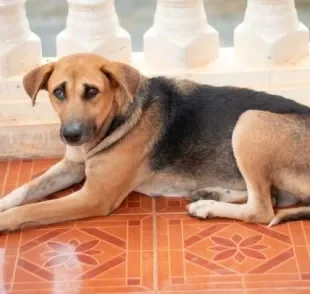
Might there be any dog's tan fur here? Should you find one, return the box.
[0,53,309,231]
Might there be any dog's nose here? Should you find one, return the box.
[62,122,83,143]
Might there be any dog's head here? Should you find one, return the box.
[23,54,141,146]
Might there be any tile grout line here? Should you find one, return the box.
[166,199,172,289]
[242,272,246,293]
[1,231,9,289]
[288,223,303,280]
[139,210,142,287]
[9,159,23,292]
[15,159,22,188]
[301,222,310,264]
[9,231,22,292]
[29,159,35,187]
[180,215,186,285]
[152,197,158,293]
[138,201,148,286]
[0,160,11,290]
[126,215,129,286]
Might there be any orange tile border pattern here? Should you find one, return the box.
[0,159,309,293]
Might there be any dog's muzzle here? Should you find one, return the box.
[61,121,95,145]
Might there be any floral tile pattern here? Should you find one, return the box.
[0,159,309,293]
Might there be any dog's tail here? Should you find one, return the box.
[268,207,310,227]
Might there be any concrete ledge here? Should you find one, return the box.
[1,48,310,158]
[0,121,64,159]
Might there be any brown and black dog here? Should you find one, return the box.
[0,53,309,231]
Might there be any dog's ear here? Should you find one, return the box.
[23,62,55,106]
[101,62,141,110]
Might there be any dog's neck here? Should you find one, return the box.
[84,77,150,159]
[85,101,142,159]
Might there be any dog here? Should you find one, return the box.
[0,53,310,231]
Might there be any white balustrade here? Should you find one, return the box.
[144,0,219,69]
[57,0,132,63]
[234,0,309,65]
[0,0,42,78]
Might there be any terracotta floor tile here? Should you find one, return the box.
[31,158,60,176]
[6,213,154,293]
[5,160,22,186]
[155,196,190,214]
[1,159,310,293]
[114,192,153,215]
[155,211,310,292]
[156,214,244,292]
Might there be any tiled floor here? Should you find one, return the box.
[0,160,310,293]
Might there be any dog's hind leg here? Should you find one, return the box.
[187,178,275,223]
[0,158,85,212]
[187,170,275,223]
[188,110,276,224]
[190,187,248,203]
[191,187,279,207]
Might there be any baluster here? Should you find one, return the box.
[234,0,309,65]
[57,0,131,63]
[144,0,219,69]
[0,0,42,78]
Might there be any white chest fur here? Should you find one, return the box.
[65,145,87,163]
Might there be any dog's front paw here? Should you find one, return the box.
[187,200,216,219]
[0,199,8,213]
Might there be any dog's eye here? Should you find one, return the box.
[84,86,99,100]
[53,88,65,100]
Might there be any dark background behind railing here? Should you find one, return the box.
[26,0,310,57]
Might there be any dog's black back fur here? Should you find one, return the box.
[148,77,310,182]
